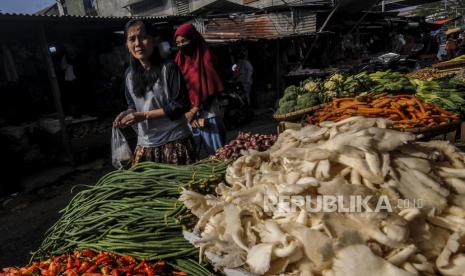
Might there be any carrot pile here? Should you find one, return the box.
[1,250,186,276]
[305,94,460,129]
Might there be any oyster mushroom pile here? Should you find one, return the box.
[181,117,465,276]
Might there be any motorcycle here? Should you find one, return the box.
[217,80,252,130]
[353,44,424,73]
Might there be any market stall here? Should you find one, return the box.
[273,67,465,143]
[3,5,465,276]
[3,87,465,276]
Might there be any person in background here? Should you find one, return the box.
[457,32,465,55]
[232,51,254,105]
[113,20,195,165]
[446,35,458,60]
[174,23,226,156]
[435,25,448,61]
[400,35,415,56]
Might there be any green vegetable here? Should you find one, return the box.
[329,73,345,83]
[278,100,296,114]
[295,93,319,110]
[323,80,338,91]
[413,78,465,113]
[302,80,320,93]
[369,70,415,93]
[283,85,299,97]
[33,160,228,275]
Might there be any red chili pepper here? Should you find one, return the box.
[47,261,59,276]
[101,267,111,276]
[78,262,90,273]
[143,263,153,276]
[74,258,81,269]
[132,260,145,273]
[119,256,136,265]
[66,256,73,270]
[111,269,119,276]
[65,269,77,276]
[85,264,98,273]
[81,249,96,258]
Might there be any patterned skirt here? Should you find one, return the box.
[132,136,196,166]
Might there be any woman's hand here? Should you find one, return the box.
[191,119,201,128]
[185,111,195,122]
[120,112,146,127]
[113,109,135,128]
[185,107,198,122]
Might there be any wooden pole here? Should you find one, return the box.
[276,39,281,108]
[39,24,75,165]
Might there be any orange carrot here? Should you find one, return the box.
[413,97,427,116]
[373,98,391,108]
[357,107,385,114]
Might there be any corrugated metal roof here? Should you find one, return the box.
[0,12,190,22]
[0,12,192,35]
[381,0,442,11]
[245,0,331,10]
[201,10,316,40]
[191,0,259,15]
[175,0,191,15]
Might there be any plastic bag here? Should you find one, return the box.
[111,127,133,169]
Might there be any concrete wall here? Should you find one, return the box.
[96,0,131,17]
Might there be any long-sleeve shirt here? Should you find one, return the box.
[237,59,253,85]
[125,60,191,147]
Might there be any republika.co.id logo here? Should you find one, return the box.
[263,194,423,213]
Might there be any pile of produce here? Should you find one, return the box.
[449,54,465,62]
[277,85,319,114]
[369,71,416,93]
[33,160,228,275]
[305,94,460,129]
[181,117,465,275]
[338,71,373,97]
[3,249,188,276]
[277,68,465,116]
[413,78,465,114]
[407,68,453,80]
[211,132,277,161]
[434,55,465,69]
[453,69,465,83]
[276,71,417,115]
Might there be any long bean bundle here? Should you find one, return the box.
[33,160,228,275]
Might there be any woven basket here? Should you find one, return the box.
[277,121,304,134]
[273,104,326,122]
[398,120,461,140]
[433,59,465,70]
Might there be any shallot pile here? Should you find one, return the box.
[181,117,465,276]
[211,132,277,161]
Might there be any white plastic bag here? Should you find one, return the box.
[111,127,133,169]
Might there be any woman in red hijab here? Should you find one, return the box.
[174,23,226,156]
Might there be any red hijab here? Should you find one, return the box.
[174,23,224,108]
